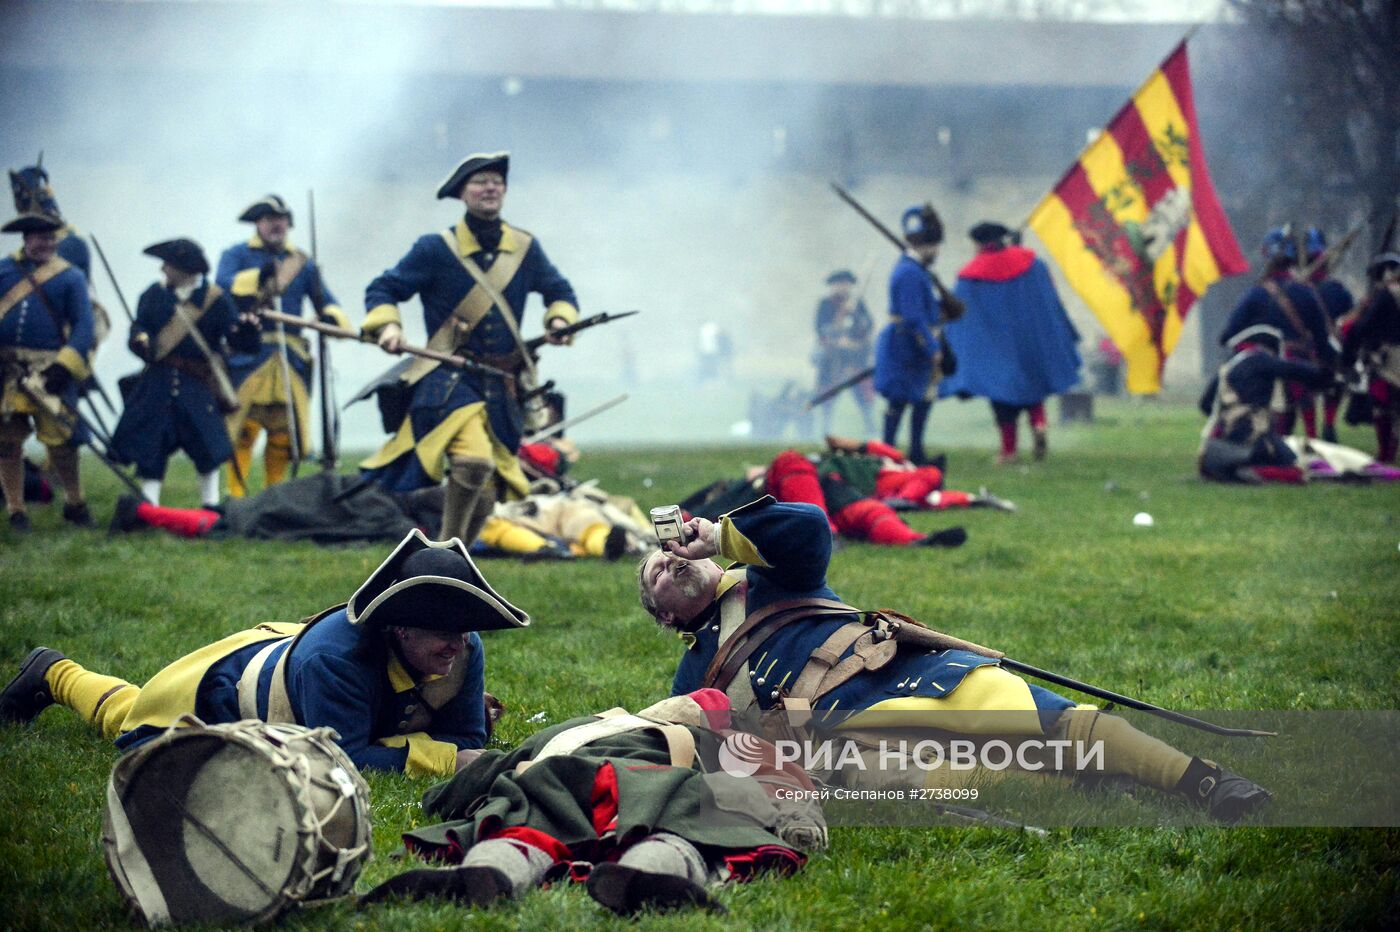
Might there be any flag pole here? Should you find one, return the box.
[1018,21,1205,234]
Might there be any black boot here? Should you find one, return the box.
[359,865,510,909]
[882,405,904,449]
[908,401,932,465]
[62,502,95,528]
[0,647,65,724]
[1175,757,1271,823]
[8,511,31,534]
[1321,423,1338,443]
[919,526,967,548]
[108,495,144,535]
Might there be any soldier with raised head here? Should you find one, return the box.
[1,530,526,777]
[1220,228,1337,438]
[359,152,579,545]
[0,211,96,532]
[637,496,1271,823]
[109,239,249,508]
[215,195,348,497]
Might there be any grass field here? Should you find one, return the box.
[1,398,1397,930]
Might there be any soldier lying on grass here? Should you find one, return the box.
[638,496,1271,822]
[1,530,523,777]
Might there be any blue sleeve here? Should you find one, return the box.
[63,237,92,279]
[303,257,339,311]
[525,240,577,308]
[132,283,163,342]
[889,265,936,351]
[214,247,241,292]
[365,237,437,310]
[1221,287,1263,345]
[60,271,95,357]
[206,291,240,343]
[724,498,831,593]
[1295,288,1336,363]
[290,651,410,773]
[1266,355,1332,390]
[427,633,488,749]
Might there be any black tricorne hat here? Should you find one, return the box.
[436,152,510,200]
[348,529,529,632]
[2,211,62,235]
[143,238,210,275]
[825,269,856,285]
[969,221,1014,246]
[238,195,294,225]
[1366,251,1400,280]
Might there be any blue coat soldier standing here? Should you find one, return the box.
[873,204,949,465]
[0,211,96,532]
[813,269,875,437]
[638,496,1270,822]
[110,239,249,507]
[1301,227,1355,442]
[360,152,579,545]
[1220,228,1337,439]
[11,161,114,446]
[215,195,348,497]
[1,529,528,777]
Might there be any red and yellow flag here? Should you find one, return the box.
[1028,41,1246,394]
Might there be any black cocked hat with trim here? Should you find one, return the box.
[348,529,529,632]
[238,194,294,225]
[142,238,210,275]
[2,211,63,235]
[436,152,510,200]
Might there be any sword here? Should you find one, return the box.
[523,393,628,442]
[308,188,340,472]
[89,234,136,325]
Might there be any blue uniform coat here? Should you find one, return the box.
[669,498,1072,726]
[874,256,942,404]
[116,608,487,775]
[215,237,339,389]
[1221,277,1336,364]
[0,252,94,443]
[361,218,577,490]
[939,247,1081,405]
[110,281,240,477]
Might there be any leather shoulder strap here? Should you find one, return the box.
[1261,280,1314,349]
[0,257,70,325]
[702,597,859,693]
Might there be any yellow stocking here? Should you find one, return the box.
[227,420,261,498]
[46,660,141,740]
[578,522,611,558]
[264,430,292,486]
[478,516,549,554]
[1056,704,1192,792]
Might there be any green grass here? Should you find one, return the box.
[1,398,1397,930]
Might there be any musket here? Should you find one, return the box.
[523,310,639,354]
[89,234,135,325]
[523,393,628,442]
[881,618,1276,738]
[830,182,966,321]
[308,189,339,473]
[807,366,874,411]
[1298,222,1364,280]
[15,372,143,497]
[258,309,515,380]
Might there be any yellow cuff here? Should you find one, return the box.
[718,515,771,568]
[231,267,262,298]
[56,346,90,380]
[543,301,579,328]
[320,304,350,329]
[361,303,401,336]
[377,732,460,777]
